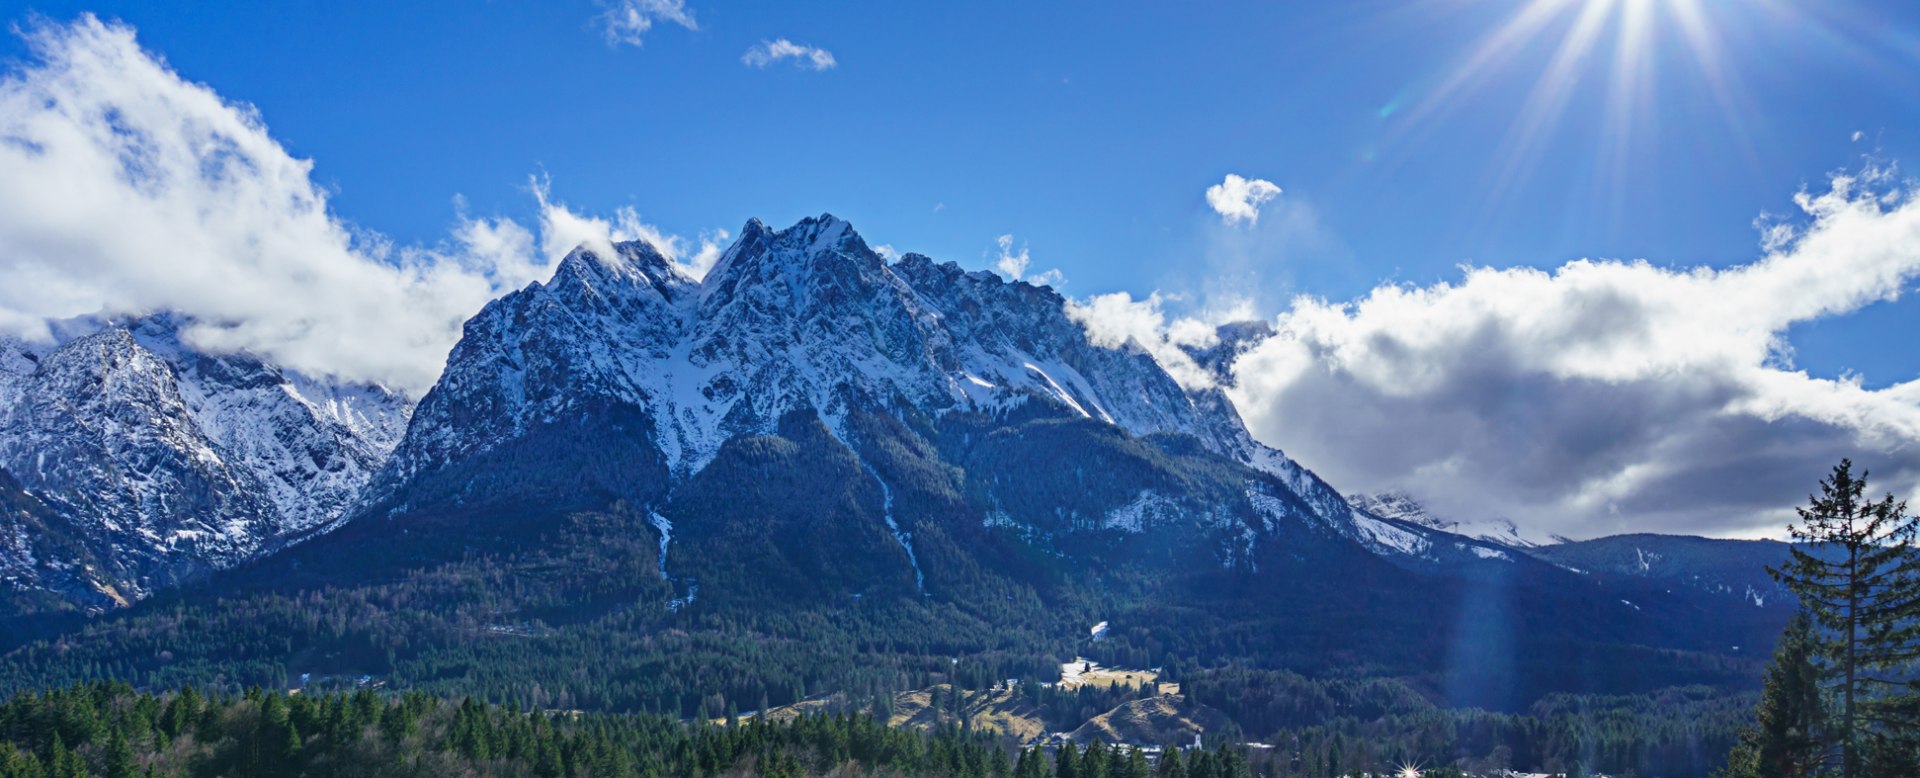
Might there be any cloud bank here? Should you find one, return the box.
[598,0,698,48]
[1217,169,1920,539]
[0,16,710,396]
[742,39,837,71]
[1206,174,1282,225]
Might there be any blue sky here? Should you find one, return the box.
[4,0,1920,537]
[5,1,1917,379]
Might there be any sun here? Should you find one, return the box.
[1389,0,1829,209]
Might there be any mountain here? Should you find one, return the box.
[1348,491,1559,549]
[0,315,411,614]
[1340,493,1536,573]
[1529,534,1796,609]
[0,216,1792,738]
[356,214,1364,579]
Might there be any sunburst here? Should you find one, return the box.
[1384,0,1855,215]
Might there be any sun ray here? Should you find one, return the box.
[1597,0,1655,229]
[1345,0,1920,262]
[1398,0,1579,132]
[1482,0,1618,208]
[1668,0,1767,177]
[1377,0,1879,233]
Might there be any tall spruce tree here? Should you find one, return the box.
[1770,459,1920,778]
[1717,613,1827,778]
[1057,742,1082,778]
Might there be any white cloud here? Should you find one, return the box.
[0,16,721,396]
[1221,169,1920,539]
[0,16,565,395]
[1065,292,1233,392]
[598,0,698,48]
[1206,173,1282,226]
[682,228,731,280]
[531,177,620,264]
[531,176,729,280]
[994,234,1030,278]
[992,234,1065,287]
[1853,130,1865,142]
[741,39,837,71]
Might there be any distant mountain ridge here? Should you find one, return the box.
[1531,533,1796,608]
[1348,491,1560,548]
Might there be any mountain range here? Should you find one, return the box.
[0,215,1795,724]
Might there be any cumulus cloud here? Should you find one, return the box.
[0,16,561,394]
[530,176,728,280]
[741,39,837,70]
[1221,168,1920,539]
[1206,173,1282,226]
[995,235,1030,278]
[992,234,1064,287]
[598,0,697,48]
[0,15,720,396]
[1065,292,1255,392]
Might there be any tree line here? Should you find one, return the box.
[0,680,1037,778]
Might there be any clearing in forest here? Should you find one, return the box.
[1058,657,1178,695]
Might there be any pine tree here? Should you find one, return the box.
[49,734,85,778]
[1017,746,1049,778]
[1187,748,1216,778]
[1771,460,1920,777]
[1719,613,1827,778]
[1057,742,1082,778]
[1084,740,1109,778]
[1122,746,1151,778]
[991,744,1014,778]
[1158,747,1186,778]
[105,729,139,778]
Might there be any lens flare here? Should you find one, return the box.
[1383,0,1888,220]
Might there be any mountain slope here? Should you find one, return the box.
[0,467,125,617]
[1530,534,1796,609]
[0,316,411,612]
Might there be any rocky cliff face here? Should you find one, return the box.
[0,316,410,612]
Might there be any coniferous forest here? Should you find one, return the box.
[3,458,1917,776]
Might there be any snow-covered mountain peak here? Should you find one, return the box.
[1348,490,1553,548]
[553,238,688,290]
[369,215,1369,540]
[0,313,414,608]
[703,213,873,295]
